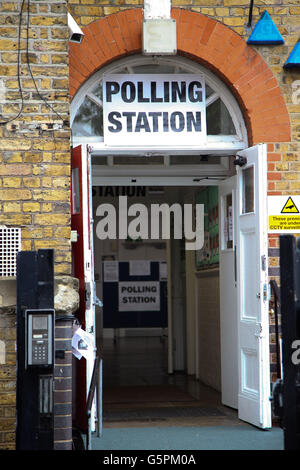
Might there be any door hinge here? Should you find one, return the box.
[93,281,103,307]
[85,282,91,309]
[254,323,263,339]
[94,296,103,308]
[263,283,268,302]
[261,255,267,271]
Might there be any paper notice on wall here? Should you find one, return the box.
[228,206,233,241]
[118,281,160,311]
[196,231,210,263]
[72,327,94,360]
[159,261,167,281]
[129,260,151,276]
[223,218,228,243]
[103,260,119,282]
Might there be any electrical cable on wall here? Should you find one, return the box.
[0,0,26,126]
[26,0,67,126]
[0,0,69,128]
[247,0,254,27]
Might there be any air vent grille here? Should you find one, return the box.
[0,226,21,277]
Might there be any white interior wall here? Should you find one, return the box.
[195,269,221,391]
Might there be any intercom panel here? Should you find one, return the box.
[26,309,55,367]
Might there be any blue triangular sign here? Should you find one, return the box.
[247,11,284,45]
[284,39,300,68]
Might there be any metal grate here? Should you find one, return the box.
[0,226,21,277]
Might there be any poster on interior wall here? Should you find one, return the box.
[228,206,233,241]
[103,260,119,282]
[118,281,160,312]
[129,260,151,276]
[159,261,167,281]
[196,231,210,264]
[103,74,206,146]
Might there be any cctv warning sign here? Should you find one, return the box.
[280,197,299,213]
[268,195,300,233]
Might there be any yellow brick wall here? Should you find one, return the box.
[0,0,71,276]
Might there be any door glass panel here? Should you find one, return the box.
[242,166,254,214]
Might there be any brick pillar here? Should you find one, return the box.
[54,316,73,450]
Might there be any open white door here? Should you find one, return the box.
[236,144,271,428]
[219,176,238,409]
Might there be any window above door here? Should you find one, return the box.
[70,55,248,150]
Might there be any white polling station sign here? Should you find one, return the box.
[118,281,160,312]
[103,74,206,146]
[268,195,300,233]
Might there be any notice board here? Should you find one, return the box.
[195,187,219,268]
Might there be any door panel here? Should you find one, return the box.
[236,144,271,429]
[71,145,96,432]
[219,176,238,409]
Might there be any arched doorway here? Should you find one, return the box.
[69,9,290,437]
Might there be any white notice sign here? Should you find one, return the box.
[103,74,206,147]
[129,260,151,276]
[103,261,119,282]
[159,261,167,281]
[118,281,160,312]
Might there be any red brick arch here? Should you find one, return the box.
[69,8,291,144]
